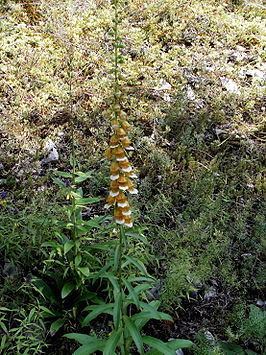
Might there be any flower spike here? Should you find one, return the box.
[104,0,138,228]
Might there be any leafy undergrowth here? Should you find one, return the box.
[0,0,265,354]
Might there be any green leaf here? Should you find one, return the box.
[219,341,245,354]
[39,306,56,317]
[122,256,148,275]
[139,302,173,322]
[103,328,122,355]
[113,244,120,272]
[78,267,90,277]
[78,291,104,305]
[132,307,172,331]
[124,315,143,354]
[1,334,7,349]
[64,241,75,255]
[89,241,117,250]
[145,350,162,355]
[73,339,106,355]
[125,231,148,244]
[54,171,73,178]
[0,307,11,312]
[82,304,114,326]
[52,177,66,188]
[128,276,156,283]
[64,333,95,345]
[74,171,92,184]
[31,278,56,304]
[134,283,153,296]
[102,273,120,293]
[50,318,65,334]
[142,336,176,355]
[123,278,140,307]
[61,282,75,299]
[75,254,82,267]
[113,292,122,329]
[83,216,107,229]
[76,197,101,205]
[42,241,61,250]
[167,339,193,349]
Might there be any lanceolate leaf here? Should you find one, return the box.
[74,171,92,184]
[124,315,143,355]
[64,333,95,345]
[132,310,172,331]
[134,283,153,296]
[64,241,75,255]
[31,278,56,304]
[125,231,148,244]
[76,197,101,205]
[142,336,176,355]
[54,171,73,178]
[78,267,90,277]
[82,304,114,326]
[167,339,193,349]
[113,244,120,272]
[102,273,120,293]
[139,302,173,322]
[73,339,106,355]
[123,278,140,307]
[61,282,75,299]
[50,318,65,334]
[103,328,123,355]
[122,256,148,275]
[113,292,122,329]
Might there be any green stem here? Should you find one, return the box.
[118,225,126,355]
[67,43,78,256]
[113,0,120,119]
[112,3,127,352]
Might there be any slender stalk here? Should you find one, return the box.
[117,225,126,355]
[113,0,120,113]
[113,2,127,353]
[67,42,78,256]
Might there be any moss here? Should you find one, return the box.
[0,0,265,349]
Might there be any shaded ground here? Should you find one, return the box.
[0,0,265,354]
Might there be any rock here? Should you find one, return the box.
[167,339,185,355]
[152,80,172,102]
[205,64,215,72]
[162,93,172,102]
[147,282,162,300]
[204,331,216,345]
[220,77,240,94]
[182,27,198,46]
[241,253,252,257]
[229,46,248,63]
[186,85,196,101]
[41,139,59,164]
[256,299,265,307]
[57,131,64,137]
[239,68,265,82]
[204,286,217,301]
[0,191,7,199]
[154,80,172,91]
[3,262,19,277]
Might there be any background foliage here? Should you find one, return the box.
[0,0,265,354]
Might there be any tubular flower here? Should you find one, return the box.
[105,116,138,227]
[104,0,137,228]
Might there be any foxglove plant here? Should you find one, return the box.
[65,1,193,354]
[103,0,138,228]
